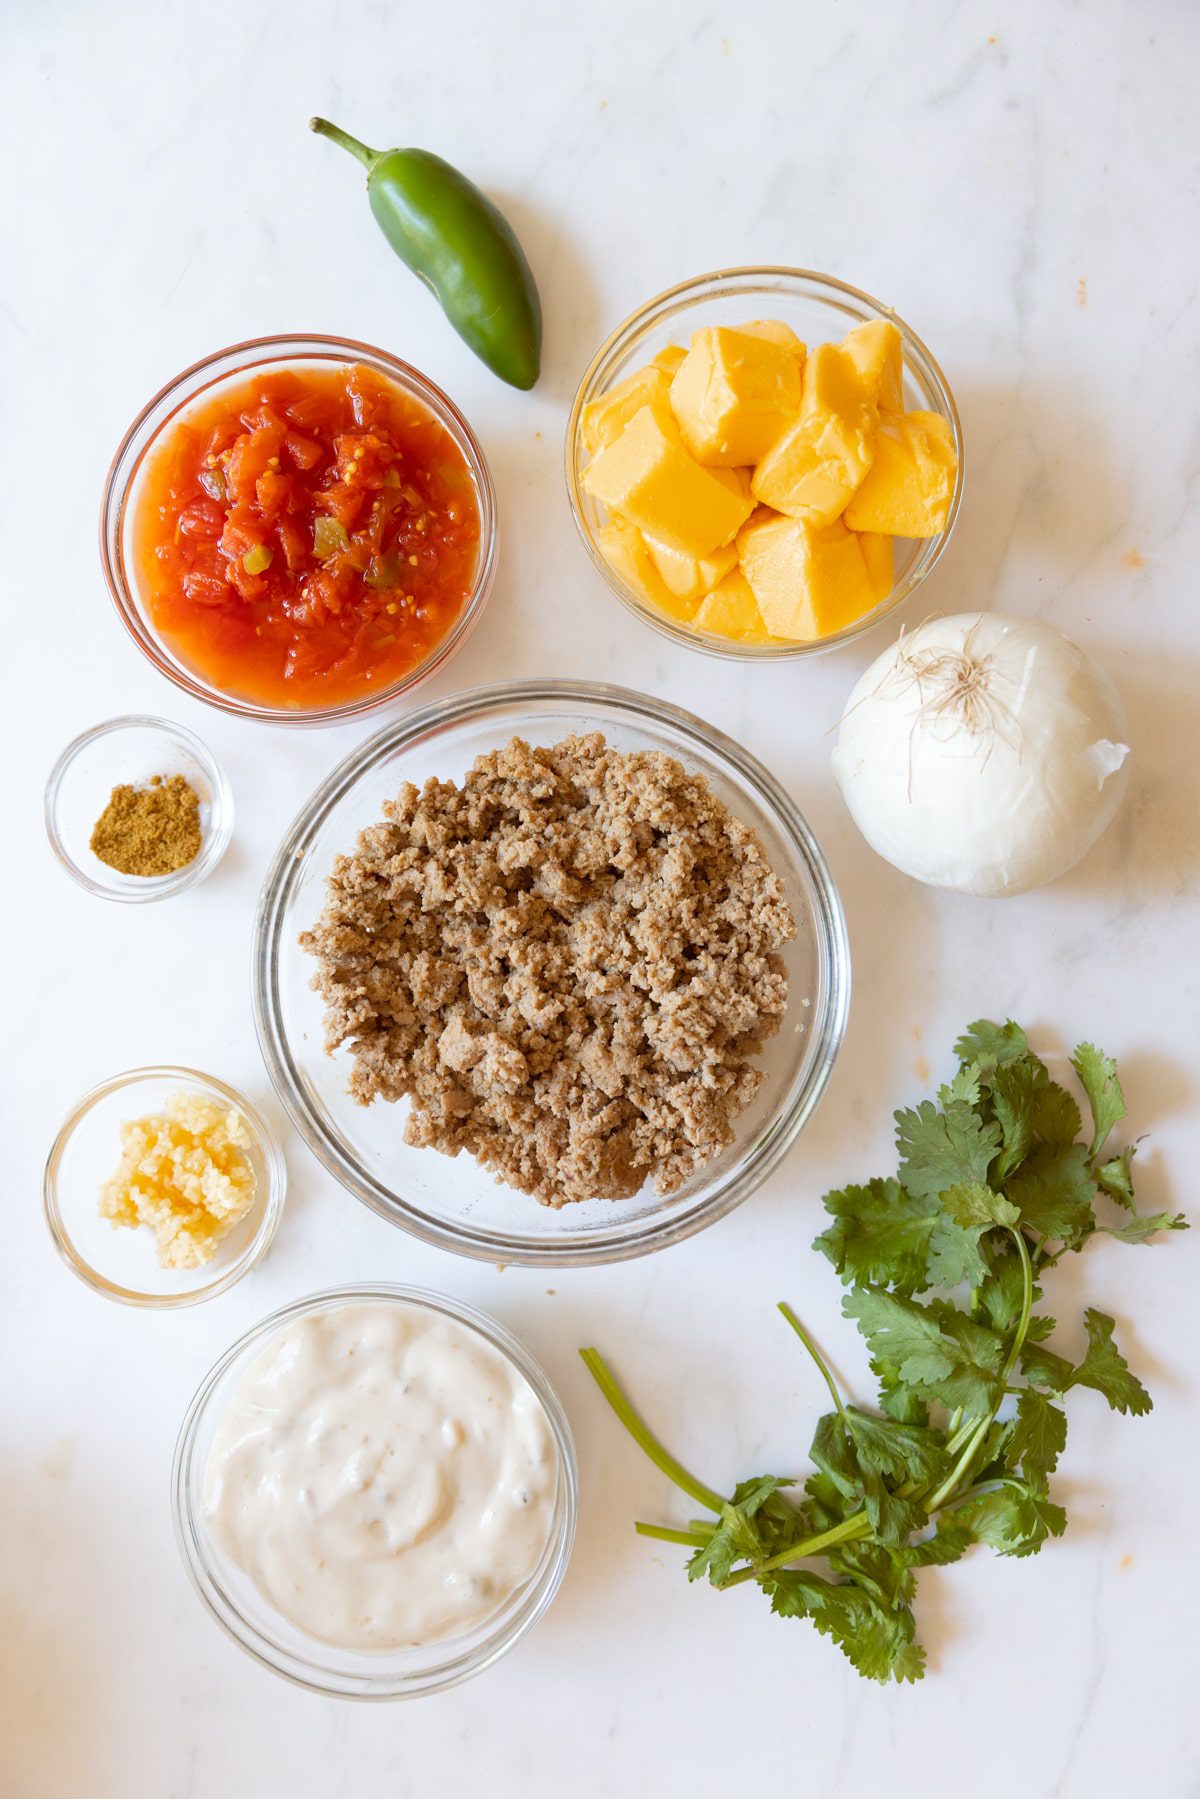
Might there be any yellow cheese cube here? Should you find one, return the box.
[595,519,700,620]
[582,365,672,454]
[737,511,880,640]
[750,343,877,527]
[644,534,737,603]
[693,569,776,643]
[733,319,806,356]
[856,530,894,603]
[843,410,957,537]
[583,405,754,556]
[711,465,754,502]
[841,320,904,411]
[652,344,688,376]
[669,326,803,467]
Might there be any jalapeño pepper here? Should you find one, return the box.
[310,116,542,390]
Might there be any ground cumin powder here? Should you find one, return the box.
[89,774,202,876]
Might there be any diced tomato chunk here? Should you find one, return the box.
[255,470,292,517]
[224,424,285,505]
[176,498,225,540]
[334,432,395,487]
[285,432,324,471]
[276,512,310,572]
[182,569,233,606]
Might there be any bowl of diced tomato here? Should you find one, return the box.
[100,335,498,724]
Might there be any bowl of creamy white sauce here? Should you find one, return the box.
[172,1285,577,1697]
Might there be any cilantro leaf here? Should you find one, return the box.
[812,1407,949,1546]
[765,1572,923,1683]
[939,1062,983,1107]
[1006,1141,1097,1247]
[844,1286,1004,1418]
[900,1518,975,1567]
[954,1019,1029,1069]
[845,1408,949,1490]
[1071,1042,1126,1158]
[864,1485,928,1546]
[971,1417,1018,1484]
[941,1181,1020,1231]
[815,1178,940,1297]
[957,1483,1067,1557]
[808,1413,861,1502]
[1032,1077,1083,1146]
[826,1539,915,1611]
[1071,1309,1152,1415]
[925,1181,1019,1293]
[1099,1209,1188,1243]
[803,1469,854,1531]
[896,1099,1001,1202]
[877,1370,930,1426]
[990,1059,1041,1179]
[1095,1143,1137,1209]
[1020,1341,1076,1392]
[688,1476,800,1585]
[1005,1389,1067,1493]
[978,1244,1044,1335]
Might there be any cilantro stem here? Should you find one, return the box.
[999,1227,1034,1387]
[777,1302,848,1425]
[579,1348,726,1514]
[635,1522,711,1547]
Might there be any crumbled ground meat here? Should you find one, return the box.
[300,733,795,1207]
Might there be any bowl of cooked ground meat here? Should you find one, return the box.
[253,679,849,1266]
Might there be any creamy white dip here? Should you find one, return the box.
[202,1300,558,1651]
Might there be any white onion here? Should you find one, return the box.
[831,613,1131,897]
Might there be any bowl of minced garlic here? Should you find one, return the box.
[44,715,232,900]
[43,1068,286,1306]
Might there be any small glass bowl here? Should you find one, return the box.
[253,678,849,1266]
[44,715,232,902]
[172,1284,578,1698]
[100,334,498,727]
[565,266,963,660]
[43,1066,286,1306]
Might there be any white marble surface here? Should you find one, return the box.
[4,2,1199,1794]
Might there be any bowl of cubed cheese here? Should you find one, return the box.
[565,267,963,658]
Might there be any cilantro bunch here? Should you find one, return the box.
[581,1021,1184,1684]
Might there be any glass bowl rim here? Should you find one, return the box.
[252,675,850,1267]
[42,1063,287,1306]
[44,712,234,902]
[170,1280,579,1698]
[564,264,964,661]
[99,332,499,728]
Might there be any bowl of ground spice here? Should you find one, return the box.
[255,679,850,1266]
[45,715,232,901]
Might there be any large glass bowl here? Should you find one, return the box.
[100,334,497,727]
[172,1284,577,1698]
[253,679,849,1265]
[565,267,963,660]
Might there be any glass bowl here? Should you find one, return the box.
[44,715,233,902]
[565,266,963,660]
[172,1283,578,1698]
[253,678,849,1266]
[100,334,498,727]
[43,1066,287,1306]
